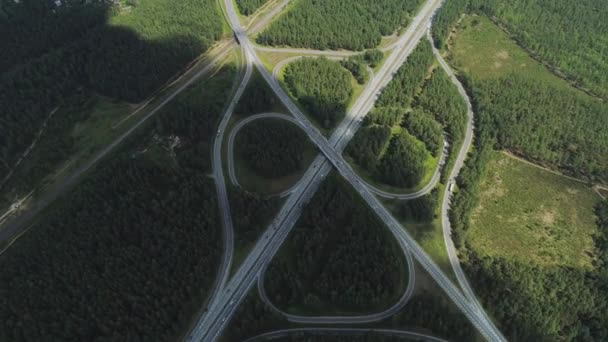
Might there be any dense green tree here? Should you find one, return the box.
[257,0,424,50]
[366,107,405,127]
[395,189,440,222]
[0,0,224,204]
[376,42,434,108]
[402,109,444,157]
[0,155,222,342]
[236,0,269,15]
[364,49,385,68]
[229,189,281,251]
[264,173,405,312]
[236,71,280,116]
[340,56,369,85]
[391,290,476,341]
[221,289,285,342]
[471,73,608,180]
[0,65,236,342]
[377,131,428,188]
[235,119,311,179]
[283,57,353,129]
[346,125,391,173]
[415,69,467,145]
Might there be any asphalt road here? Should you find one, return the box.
[244,328,449,342]
[188,0,506,340]
[226,112,303,193]
[256,221,416,325]
[428,30,505,337]
[203,47,253,326]
[0,48,231,254]
[0,0,288,254]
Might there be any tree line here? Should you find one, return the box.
[257,0,424,50]
[236,119,311,179]
[283,57,353,129]
[229,188,281,252]
[470,73,608,181]
[264,173,405,313]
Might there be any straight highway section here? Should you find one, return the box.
[189,0,507,340]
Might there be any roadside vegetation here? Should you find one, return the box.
[220,287,285,342]
[0,67,237,341]
[346,41,467,189]
[235,70,283,117]
[236,0,269,15]
[264,173,407,315]
[283,57,353,129]
[229,188,282,271]
[236,119,312,180]
[257,0,423,50]
[438,10,608,339]
[0,0,225,210]
[387,278,478,342]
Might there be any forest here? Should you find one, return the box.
[347,41,467,188]
[394,189,439,222]
[433,0,608,98]
[346,42,434,182]
[0,155,222,342]
[257,0,423,50]
[236,119,310,179]
[229,188,281,252]
[377,131,428,188]
[472,73,608,181]
[220,289,285,342]
[236,0,269,15]
[236,71,280,116]
[0,65,237,341]
[446,14,608,182]
[390,289,476,341]
[283,57,353,129]
[442,26,608,341]
[0,0,223,206]
[263,173,405,313]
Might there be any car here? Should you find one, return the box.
[448,182,455,192]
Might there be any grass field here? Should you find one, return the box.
[449,16,561,85]
[469,152,601,269]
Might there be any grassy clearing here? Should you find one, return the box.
[469,152,601,269]
[449,15,580,91]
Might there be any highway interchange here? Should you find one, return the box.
[188,0,507,341]
[0,0,506,340]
